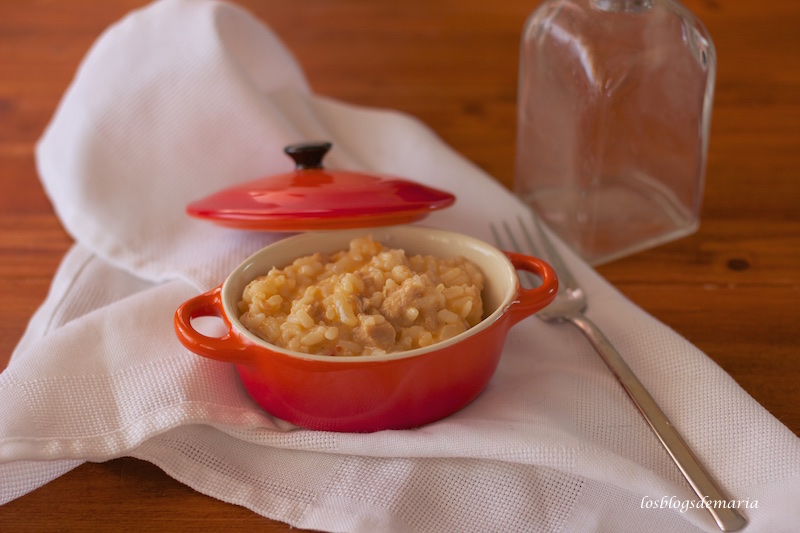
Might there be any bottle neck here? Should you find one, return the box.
[592,0,653,13]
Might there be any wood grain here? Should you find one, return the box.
[1,0,799,530]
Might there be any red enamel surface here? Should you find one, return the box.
[186,169,455,231]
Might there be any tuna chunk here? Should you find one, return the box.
[380,275,427,324]
[353,315,397,351]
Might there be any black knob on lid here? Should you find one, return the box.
[284,142,332,170]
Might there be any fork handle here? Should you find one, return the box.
[568,314,748,532]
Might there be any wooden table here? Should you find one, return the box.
[2,0,798,530]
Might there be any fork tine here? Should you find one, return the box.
[520,211,579,293]
[490,220,540,289]
[489,222,505,250]
[515,214,544,258]
[500,220,523,254]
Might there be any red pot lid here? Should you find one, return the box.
[186,142,455,231]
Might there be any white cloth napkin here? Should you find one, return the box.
[2,0,798,531]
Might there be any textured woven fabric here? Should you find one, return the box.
[2,1,798,531]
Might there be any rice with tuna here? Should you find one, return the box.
[238,235,484,356]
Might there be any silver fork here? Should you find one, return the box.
[491,212,747,532]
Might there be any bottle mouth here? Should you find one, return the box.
[592,0,653,13]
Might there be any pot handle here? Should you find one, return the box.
[505,252,559,326]
[174,286,254,364]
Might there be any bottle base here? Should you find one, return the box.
[521,172,700,265]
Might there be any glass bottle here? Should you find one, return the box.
[514,0,716,264]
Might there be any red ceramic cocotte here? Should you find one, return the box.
[175,226,557,432]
